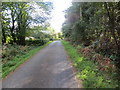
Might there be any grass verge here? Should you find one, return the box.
[2,41,52,78]
[62,40,118,88]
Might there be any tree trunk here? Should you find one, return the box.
[19,36,25,45]
[104,2,119,52]
[2,29,6,44]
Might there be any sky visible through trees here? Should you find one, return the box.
[1,0,120,88]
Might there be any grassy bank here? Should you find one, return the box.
[62,40,118,88]
[2,41,52,78]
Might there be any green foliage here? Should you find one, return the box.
[62,40,118,88]
[28,26,55,41]
[2,44,32,61]
[2,41,52,78]
[26,39,48,46]
[62,2,120,52]
[62,2,120,83]
[2,2,53,45]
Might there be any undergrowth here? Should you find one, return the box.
[2,41,52,78]
[62,40,118,88]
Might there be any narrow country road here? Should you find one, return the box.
[2,41,80,88]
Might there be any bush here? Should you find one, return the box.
[2,44,34,63]
[26,39,47,46]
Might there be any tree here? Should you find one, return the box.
[1,2,53,45]
[62,2,120,73]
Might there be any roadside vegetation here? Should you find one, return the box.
[1,1,120,88]
[2,41,52,78]
[1,2,63,78]
[62,2,120,88]
[62,40,118,88]
[1,2,56,78]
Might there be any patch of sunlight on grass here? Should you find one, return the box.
[77,57,84,62]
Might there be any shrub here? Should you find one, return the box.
[26,39,47,46]
[2,44,35,63]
